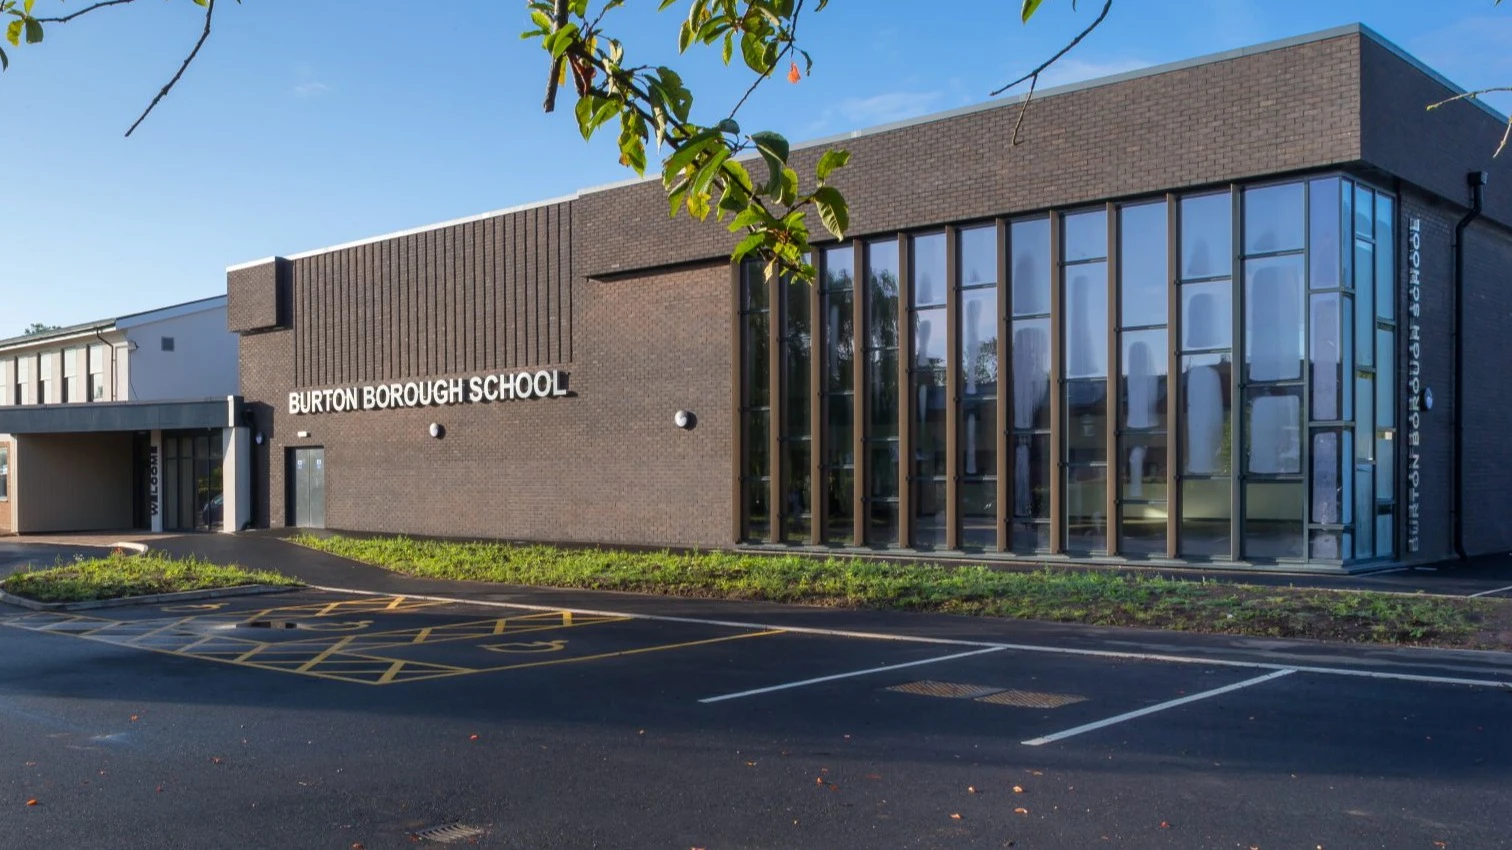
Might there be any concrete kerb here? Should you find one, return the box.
[0,584,298,612]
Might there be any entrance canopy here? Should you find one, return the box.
[0,397,241,434]
[0,397,250,535]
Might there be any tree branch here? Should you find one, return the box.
[542,0,570,113]
[1430,87,1512,156]
[33,0,141,24]
[726,0,806,122]
[123,0,214,137]
[991,0,1113,145]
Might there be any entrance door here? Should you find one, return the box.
[289,447,326,528]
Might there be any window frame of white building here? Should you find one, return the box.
[88,344,108,401]
[62,346,81,403]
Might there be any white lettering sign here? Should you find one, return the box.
[290,369,570,415]
[1406,216,1422,554]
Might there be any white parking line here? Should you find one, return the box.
[697,647,1008,704]
[1469,583,1512,598]
[306,585,1512,691]
[1021,669,1298,747]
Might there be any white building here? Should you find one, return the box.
[0,296,249,535]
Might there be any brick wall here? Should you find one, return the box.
[575,34,1363,279]
[1459,215,1512,555]
[1398,188,1456,565]
[240,254,732,547]
[1360,38,1512,231]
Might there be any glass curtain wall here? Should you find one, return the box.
[1177,193,1234,557]
[780,271,813,542]
[1009,218,1053,552]
[1241,183,1307,559]
[738,173,1396,566]
[820,246,857,544]
[1307,177,1353,559]
[910,233,949,548]
[957,225,999,549]
[1117,201,1170,556]
[1341,181,1398,560]
[1062,209,1110,553]
[739,263,771,540]
[866,240,902,545]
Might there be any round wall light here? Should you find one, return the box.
[1420,387,1434,412]
[254,432,265,446]
[429,422,445,439]
[674,409,697,430]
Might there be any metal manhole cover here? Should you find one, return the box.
[974,689,1087,709]
[413,823,486,844]
[885,680,1005,699]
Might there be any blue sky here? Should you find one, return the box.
[2,0,1510,338]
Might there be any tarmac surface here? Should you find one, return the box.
[0,533,1510,847]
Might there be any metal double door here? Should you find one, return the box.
[289,447,326,528]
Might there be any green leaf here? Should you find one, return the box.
[721,31,733,65]
[815,148,850,183]
[777,166,799,206]
[728,205,768,232]
[731,230,768,264]
[1021,0,1045,23]
[0,44,8,72]
[5,19,20,48]
[750,130,789,195]
[812,186,849,238]
[661,126,721,185]
[23,0,33,13]
[740,30,770,74]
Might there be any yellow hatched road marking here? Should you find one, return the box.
[477,629,784,674]
[295,636,357,672]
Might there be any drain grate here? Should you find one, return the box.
[413,823,486,844]
[974,689,1087,709]
[885,680,1005,699]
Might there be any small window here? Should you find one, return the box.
[0,445,9,500]
[161,337,175,352]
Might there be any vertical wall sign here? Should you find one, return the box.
[147,444,161,518]
[1405,217,1423,554]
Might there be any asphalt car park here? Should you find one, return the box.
[3,585,1512,848]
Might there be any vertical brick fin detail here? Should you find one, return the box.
[289,202,576,388]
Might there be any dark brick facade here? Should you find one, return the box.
[230,25,1512,562]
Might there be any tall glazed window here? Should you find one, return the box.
[957,225,999,549]
[1241,182,1306,559]
[1177,192,1234,558]
[779,271,812,543]
[820,246,857,544]
[1009,218,1052,551]
[1117,201,1169,556]
[865,240,901,546]
[1061,209,1110,553]
[909,233,948,548]
[739,263,771,541]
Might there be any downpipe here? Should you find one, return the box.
[1452,170,1487,561]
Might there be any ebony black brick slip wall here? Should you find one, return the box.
[231,29,1512,553]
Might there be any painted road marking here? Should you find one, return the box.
[481,640,568,654]
[1468,583,1512,598]
[302,586,1512,693]
[0,596,781,686]
[1020,669,1298,747]
[698,647,1008,704]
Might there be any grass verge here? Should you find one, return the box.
[1,551,300,603]
[294,535,1512,649]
